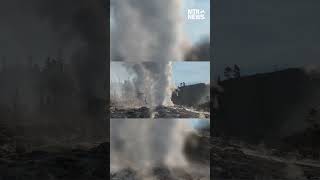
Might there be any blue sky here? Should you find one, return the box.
[111,61,210,86]
[191,119,210,129]
[172,61,210,86]
[181,119,210,129]
[182,0,210,44]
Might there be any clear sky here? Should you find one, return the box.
[111,61,210,86]
[172,61,210,86]
[190,119,210,129]
[182,0,210,44]
[178,119,210,129]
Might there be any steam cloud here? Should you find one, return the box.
[111,0,183,107]
[110,119,191,172]
[184,40,210,61]
[128,62,174,107]
[110,119,211,179]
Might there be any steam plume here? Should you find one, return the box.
[110,119,191,172]
[111,0,183,107]
[128,62,174,107]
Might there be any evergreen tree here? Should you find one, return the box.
[224,66,232,79]
[233,64,241,78]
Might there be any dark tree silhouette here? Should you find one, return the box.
[306,107,319,128]
[233,64,241,78]
[224,66,232,79]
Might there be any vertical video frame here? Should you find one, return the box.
[110,0,211,179]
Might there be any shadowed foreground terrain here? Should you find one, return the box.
[0,142,108,180]
[215,68,320,143]
[212,136,320,180]
[212,68,320,179]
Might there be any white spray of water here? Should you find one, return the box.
[127,62,175,107]
[110,0,183,107]
[110,62,175,108]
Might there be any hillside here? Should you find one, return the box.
[171,83,210,110]
[214,68,320,145]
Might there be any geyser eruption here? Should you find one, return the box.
[111,0,183,108]
[110,119,191,173]
[128,62,174,107]
[110,61,175,108]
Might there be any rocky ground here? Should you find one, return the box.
[0,142,108,180]
[10,123,319,180]
[110,105,210,118]
[2,129,319,180]
[110,165,209,180]
[0,125,211,180]
[110,162,210,179]
[212,137,320,180]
